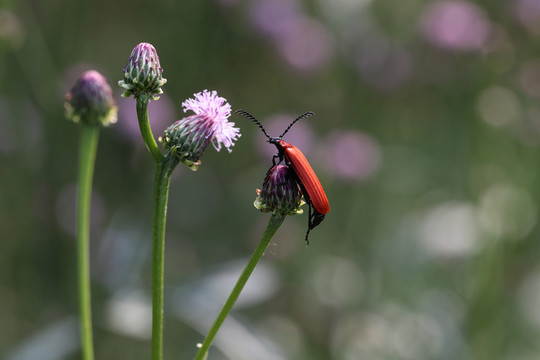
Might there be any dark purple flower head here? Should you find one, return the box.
[65,70,117,126]
[118,42,167,100]
[160,90,240,171]
[254,164,304,216]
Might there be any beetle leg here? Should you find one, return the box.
[311,211,325,228]
[304,203,313,245]
[305,205,325,244]
[272,154,281,166]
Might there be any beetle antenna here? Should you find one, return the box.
[280,112,314,138]
[236,109,270,139]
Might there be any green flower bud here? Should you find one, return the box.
[118,42,167,100]
[254,164,304,216]
[161,115,211,171]
[65,70,117,126]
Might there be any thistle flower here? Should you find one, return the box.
[118,42,167,100]
[254,164,304,215]
[65,70,117,126]
[160,90,241,171]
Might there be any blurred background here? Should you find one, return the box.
[2,0,540,359]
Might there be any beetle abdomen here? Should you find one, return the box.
[279,140,330,215]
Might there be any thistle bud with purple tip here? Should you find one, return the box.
[254,164,304,215]
[160,90,241,171]
[118,42,167,100]
[65,70,117,127]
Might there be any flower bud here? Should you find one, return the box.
[161,115,211,170]
[254,165,304,216]
[160,90,240,171]
[118,42,167,100]
[65,70,117,126]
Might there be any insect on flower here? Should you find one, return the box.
[237,109,330,243]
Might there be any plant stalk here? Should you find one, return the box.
[136,95,164,162]
[151,152,179,360]
[194,213,286,360]
[77,124,100,360]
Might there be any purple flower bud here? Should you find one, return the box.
[160,90,240,171]
[254,164,304,215]
[65,70,117,126]
[118,42,167,100]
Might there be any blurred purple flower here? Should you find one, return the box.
[248,0,333,72]
[323,131,381,181]
[420,0,491,51]
[248,0,301,38]
[65,70,117,126]
[275,17,334,72]
[515,0,540,34]
[62,63,103,100]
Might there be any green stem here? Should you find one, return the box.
[152,152,180,360]
[134,93,173,360]
[194,214,286,360]
[77,124,100,360]
[136,95,164,162]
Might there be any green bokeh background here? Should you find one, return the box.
[2,0,540,359]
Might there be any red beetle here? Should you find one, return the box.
[236,110,330,243]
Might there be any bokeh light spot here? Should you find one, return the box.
[0,10,25,48]
[477,184,537,240]
[311,256,364,307]
[248,0,301,38]
[275,17,334,72]
[323,131,381,181]
[105,290,151,339]
[420,0,491,51]
[418,202,480,258]
[518,59,540,98]
[517,268,540,331]
[476,86,521,127]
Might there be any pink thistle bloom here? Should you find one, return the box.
[161,90,241,170]
[181,90,240,152]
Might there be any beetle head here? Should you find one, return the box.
[268,137,282,145]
